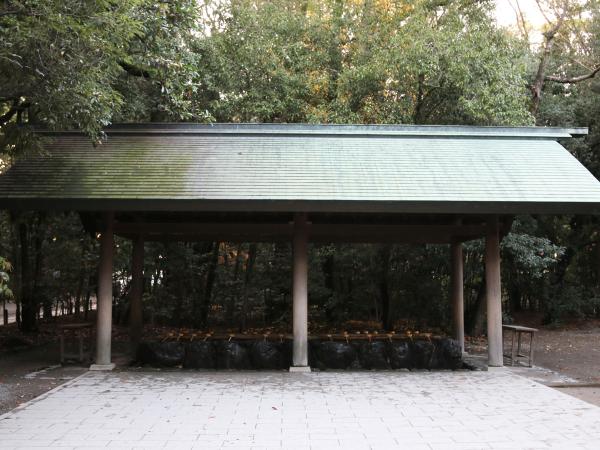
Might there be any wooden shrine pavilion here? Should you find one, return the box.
[1,123,599,370]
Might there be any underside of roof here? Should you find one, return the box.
[0,123,598,215]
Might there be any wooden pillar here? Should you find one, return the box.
[290,212,310,371]
[485,215,503,367]
[90,212,115,370]
[451,239,465,353]
[129,234,144,352]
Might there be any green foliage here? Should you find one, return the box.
[544,285,600,324]
[502,233,564,279]
[1,0,599,331]
[526,0,600,321]
[0,0,208,152]
[0,256,13,299]
[190,0,533,125]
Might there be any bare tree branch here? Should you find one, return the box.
[0,99,30,127]
[119,61,151,78]
[530,5,566,116]
[534,0,553,24]
[0,100,19,126]
[0,10,20,17]
[545,66,600,83]
[510,0,530,43]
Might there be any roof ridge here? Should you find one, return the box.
[35,123,587,138]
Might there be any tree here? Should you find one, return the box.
[5,0,588,335]
[193,0,533,125]
[526,0,600,115]
[0,256,13,307]
[0,0,207,151]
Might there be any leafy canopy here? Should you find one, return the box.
[195,0,533,125]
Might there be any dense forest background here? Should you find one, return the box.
[1,0,599,334]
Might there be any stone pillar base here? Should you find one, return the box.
[289,366,311,373]
[89,363,116,371]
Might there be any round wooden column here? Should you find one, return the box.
[451,240,465,353]
[485,216,503,367]
[291,212,310,371]
[129,234,144,352]
[91,212,115,370]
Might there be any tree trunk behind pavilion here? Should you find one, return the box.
[239,243,257,332]
[378,245,392,330]
[201,241,220,327]
[19,222,37,332]
[467,277,486,336]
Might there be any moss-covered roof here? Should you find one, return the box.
[0,123,598,214]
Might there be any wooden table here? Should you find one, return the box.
[502,324,538,367]
[57,322,94,364]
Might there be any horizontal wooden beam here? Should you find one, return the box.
[113,222,489,244]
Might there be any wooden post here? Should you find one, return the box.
[485,215,503,367]
[451,239,465,353]
[129,234,144,353]
[290,212,310,371]
[90,212,115,370]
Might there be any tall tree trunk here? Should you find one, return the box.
[43,297,53,319]
[378,245,392,330]
[227,243,244,325]
[322,250,336,323]
[530,13,565,116]
[84,281,91,321]
[9,214,21,327]
[239,243,257,332]
[467,278,487,336]
[508,283,522,317]
[201,242,220,327]
[32,213,45,319]
[191,243,211,328]
[74,241,87,318]
[413,73,425,123]
[19,222,37,332]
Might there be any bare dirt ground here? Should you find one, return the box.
[0,342,86,415]
[533,321,600,384]
[467,315,600,407]
[0,314,126,416]
[525,319,600,407]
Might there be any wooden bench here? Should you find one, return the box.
[502,324,537,367]
[58,322,94,364]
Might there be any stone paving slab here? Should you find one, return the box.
[1,369,599,449]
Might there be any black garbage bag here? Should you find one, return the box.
[430,338,463,370]
[184,341,216,369]
[356,340,390,369]
[316,341,357,370]
[411,339,434,369]
[216,341,252,370]
[388,340,412,369]
[136,341,185,367]
[250,340,286,370]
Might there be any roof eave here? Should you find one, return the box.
[2,198,600,215]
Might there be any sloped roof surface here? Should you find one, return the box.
[0,124,598,214]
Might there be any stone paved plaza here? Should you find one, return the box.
[1,370,599,449]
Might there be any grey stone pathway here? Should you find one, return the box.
[1,369,599,449]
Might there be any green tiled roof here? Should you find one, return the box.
[0,124,598,214]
